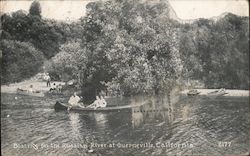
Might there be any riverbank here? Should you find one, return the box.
[2,80,249,98]
[181,89,249,97]
[1,80,65,94]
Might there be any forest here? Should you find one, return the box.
[1,0,249,100]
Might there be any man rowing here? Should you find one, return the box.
[67,92,81,111]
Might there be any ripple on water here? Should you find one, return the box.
[1,94,249,155]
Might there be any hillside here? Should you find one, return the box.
[179,13,249,89]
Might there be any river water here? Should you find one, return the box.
[1,93,249,156]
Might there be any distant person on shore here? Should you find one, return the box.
[68,92,81,111]
[17,85,38,93]
[49,83,56,92]
[28,85,34,93]
[45,73,51,87]
[57,84,62,93]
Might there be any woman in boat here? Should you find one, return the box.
[99,96,107,108]
[87,96,101,109]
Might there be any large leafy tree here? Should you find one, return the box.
[80,0,182,98]
[46,41,87,82]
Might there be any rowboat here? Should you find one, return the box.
[54,101,145,112]
[187,89,200,96]
[207,89,228,96]
[16,88,45,97]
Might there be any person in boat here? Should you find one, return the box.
[87,96,101,109]
[68,92,81,111]
[68,92,81,106]
[99,96,107,108]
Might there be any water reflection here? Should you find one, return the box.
[131,111,144,128]
[68,113,81,139]
[181,105,190,121]
[92,113,108,129]
[1,93,249,156]
[131,95,178,129]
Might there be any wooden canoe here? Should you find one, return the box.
[54,101,145,112]
[16,88,45,97]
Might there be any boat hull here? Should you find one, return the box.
[187,92,200,96]
[54,101,144,112]
[207,91,228,96]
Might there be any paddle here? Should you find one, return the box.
[67,106,72,112]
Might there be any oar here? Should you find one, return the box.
[67,106,72,112]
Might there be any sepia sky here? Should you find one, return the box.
[0,0,249,21]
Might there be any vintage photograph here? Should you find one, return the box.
[1,0,249,155]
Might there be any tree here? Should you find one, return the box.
[1,40,44,84]
[179,14,249,89]
[46,41,87,82]
[1,10,65,59]
[29,0,41,18]
[80,0,182,97]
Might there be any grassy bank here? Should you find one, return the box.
[1,80,65,94]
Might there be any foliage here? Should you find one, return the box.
[179,14,249,89]
[45,41,87,82]
[1,0,248,94]
[80,0,183,98]
[1,40,44,83]
[44,19,84,42]
[0,2,69,84]
[1,10,64,59]
[29,0,41,18]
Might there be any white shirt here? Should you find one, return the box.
[68,95,80,106]
[99,98,107,108]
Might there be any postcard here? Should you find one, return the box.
[1,0,249,155]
